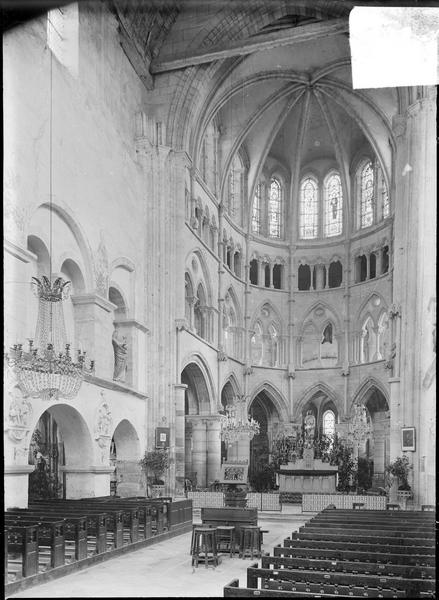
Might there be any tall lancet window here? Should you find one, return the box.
[324,172,342,237]
[252,182,262,234]
[299,177,318,239]
[268,177,282,238]
[360,161,374,228]
[382,176,390,219]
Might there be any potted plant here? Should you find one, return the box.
[224,484,248,507]
[139,448,169,497]
[385,455,412,490]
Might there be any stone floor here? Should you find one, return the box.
[7,506,313,598]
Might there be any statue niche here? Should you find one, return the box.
[112,327,128,382]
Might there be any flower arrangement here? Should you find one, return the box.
[139,448,169,486]
[385,455,412,490]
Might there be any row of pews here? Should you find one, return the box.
[5,496,192,586]
[224,508,436,598]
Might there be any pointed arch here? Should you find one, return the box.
[351,376,389,413]
[249,381,289,423]
[293,382,341,422]
[298,300,343,334]
[356,292,388,324]
[250,299,284,333]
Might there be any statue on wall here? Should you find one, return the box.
[112,327,128,382]
[304,410,316,443]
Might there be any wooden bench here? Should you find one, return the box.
[274,543,436,568]
[293,530,435,547]
[5,515,65,569]
[201,507,258,545]
[31,499,138,545]
[303,521,434,534]
[30,503,110,554]
[247,564,434,597]
[262,553,435,582]
[68,496,167,535]
[5,524,39,579]
[284,536,436,558]
[8,509,88,560]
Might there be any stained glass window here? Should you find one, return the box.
[324,173,342,237]
[323,410,335,438]
[268,178,282,238]
[360,161,374,228]
[252,182,262,234]
[299,177,318,239]
[382,176,390,219]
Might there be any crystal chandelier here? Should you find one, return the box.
[5,276,95,401]
[220,395,260,445]
[346,401,371,448]
[4,50,94,401]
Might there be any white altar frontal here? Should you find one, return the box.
[278,449,338,494]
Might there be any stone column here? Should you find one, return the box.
[191,418,207,487]
[310,265,315,290]
[391,90,436,507]
[184,420,193,480]
[173,383,187,496]
[324,264,330,288]
[206,416,222,484]
[315,264,324,290]
[269,261,274,288]
[365,253,370,280]
[258,259,264,287]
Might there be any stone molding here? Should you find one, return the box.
[71,293,117,313]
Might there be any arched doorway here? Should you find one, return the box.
[181,361,217,488]
[362,388,390,487]
[110,419,141,497]
[29,404,94,499]
[248,391,280,487]
[28,411,65,500]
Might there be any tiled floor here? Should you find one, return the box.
[7,507,312,598]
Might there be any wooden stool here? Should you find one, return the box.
[239,525,261,559]
[216,525,235,557]
[191,527,218,568]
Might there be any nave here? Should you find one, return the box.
[6,504,436,599]
[6,506,309,598]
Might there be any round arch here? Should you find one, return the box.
[111,418,142,497]
[181,354,217,414]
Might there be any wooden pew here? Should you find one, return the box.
[31,500,128,547]
[262,554,435,584]
[67,497,163,536]
[5,515,65,569]
[284,536,436,558]
[247,564,434,597]
[274,543,436,568]
[292,530,435,548]
[300,523,435,540]
[29,503,109,554]
[5,524,39,579]
[7,509,88,561]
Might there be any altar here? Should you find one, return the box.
[278,454,338,493]
[276,412,338,494]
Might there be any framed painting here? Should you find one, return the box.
[155,427,170,449]
[220,463,248,483]
[401,427,415,452]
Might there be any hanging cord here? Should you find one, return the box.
[49,48,53,346]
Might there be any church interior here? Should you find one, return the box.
[3,0,436,597]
